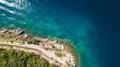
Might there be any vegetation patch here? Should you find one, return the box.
[0,48,56,67]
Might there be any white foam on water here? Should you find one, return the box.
[0,0,31,10]
[0,13,6,16]
[0,5,23,16]
[0,0,21,9]
[0,6,15,14]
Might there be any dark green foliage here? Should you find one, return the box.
[0,49,56,67]
[27,39,40,45]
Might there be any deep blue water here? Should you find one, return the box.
[0,0,120,67]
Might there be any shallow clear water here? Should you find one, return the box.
[0,0,100,67]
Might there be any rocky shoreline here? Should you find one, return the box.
[0,28,77,67]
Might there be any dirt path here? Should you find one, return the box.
[0,41,68,67]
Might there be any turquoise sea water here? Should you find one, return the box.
[0,0,100,67]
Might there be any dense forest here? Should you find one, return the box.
[0,48,56,67]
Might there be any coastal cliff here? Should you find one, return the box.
[0,28,78,67]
